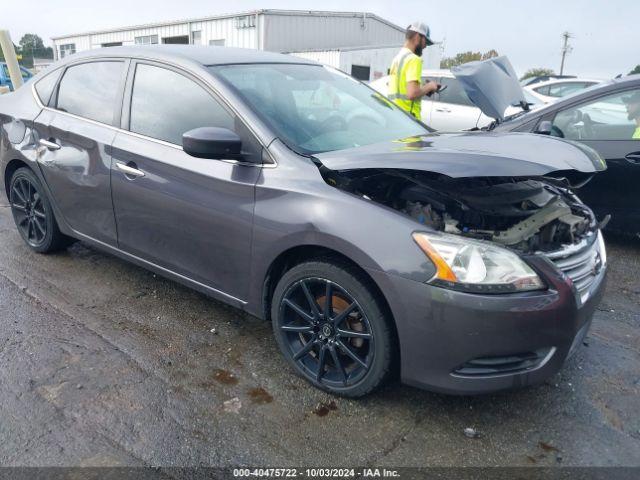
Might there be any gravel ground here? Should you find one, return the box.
[0,198,638,468]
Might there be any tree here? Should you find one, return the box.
[16,34,54,68]
[630,65,640,75]
[481,49,499,61]
[19,33,46,53]
[0,42,20,62]
[520,67,556,81]
[440,50,499,69]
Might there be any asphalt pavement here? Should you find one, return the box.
[0,195,639,468]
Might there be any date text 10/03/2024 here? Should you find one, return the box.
[233,468,400,478]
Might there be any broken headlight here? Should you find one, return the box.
[413,232,545,293]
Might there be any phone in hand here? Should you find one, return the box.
[426,82,447,97]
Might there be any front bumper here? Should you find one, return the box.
[366,244,607,395]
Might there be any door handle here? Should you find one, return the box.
[625,152,640,164]
[38,138,61,150]
[435,108,451,113]
[115,161,145,178]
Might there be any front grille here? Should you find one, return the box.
[452,348,552,377]
[544,233,603,303]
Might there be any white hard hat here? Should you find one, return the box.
[407,22,434,46]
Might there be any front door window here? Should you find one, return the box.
[551,89,640,141]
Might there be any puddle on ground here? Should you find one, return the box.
[313,401,338,417]
[248,387,273,404]
[212,369,239,385]
[538,441,559,452]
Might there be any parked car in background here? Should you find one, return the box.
[0,62,33,91]
[491,75,640,235]
[370,69,540,131]
[524,77,601,104]
[520,74,577,87]
[1,46,606,397]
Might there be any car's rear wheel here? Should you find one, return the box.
[272,260,395,397]
[9,167,73,253]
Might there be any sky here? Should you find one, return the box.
[5,0,639,79]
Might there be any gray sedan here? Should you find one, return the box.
[0,46,607,397]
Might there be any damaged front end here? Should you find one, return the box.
[314,132,607,296]
[319,166,606,296]
[334,171,599,253]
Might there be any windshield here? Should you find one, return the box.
[523,89,542,106]
[210,63,428,154]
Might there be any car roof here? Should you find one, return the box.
[611,73,640,86]
[522,75,576,85]
[551,74,640,100]
[55,45,318,68]
[528,77,602,88]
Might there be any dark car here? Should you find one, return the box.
[490,75,640,235]
[1,46,607,397]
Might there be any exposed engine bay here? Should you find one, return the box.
[322,168,601,253]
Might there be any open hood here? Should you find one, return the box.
[452,56,527,121]
[314,132,606,177]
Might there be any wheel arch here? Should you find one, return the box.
[3,157,74,240]
[262,244,398,338]
[3,158,32,199]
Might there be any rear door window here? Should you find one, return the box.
[56,61,124,124]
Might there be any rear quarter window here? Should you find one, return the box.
[34,69,62,106]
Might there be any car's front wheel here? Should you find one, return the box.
[9,167,73,253]
[272,260,395,397]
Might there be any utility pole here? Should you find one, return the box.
[560,31,573,75]
[0,30,23,90]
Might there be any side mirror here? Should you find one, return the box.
[535,120,553,135]
[182,127,243,160]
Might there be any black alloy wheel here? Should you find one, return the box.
[9,167,72,253]
[11,175,48,248]
[272,261,394,397]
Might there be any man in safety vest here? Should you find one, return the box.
[388,22,440,120]
[623,91,640,139]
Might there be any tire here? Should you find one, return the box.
[9,167,74,253]
[271,260,395,397]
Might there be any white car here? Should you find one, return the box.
[524,78,601,104]
[370,69,539,131]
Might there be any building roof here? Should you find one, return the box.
[56,45,318,66]
[285,44,402,54]
[51,9,404,41]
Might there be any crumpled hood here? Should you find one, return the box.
[452,56,527,121]
[314,132,607,177]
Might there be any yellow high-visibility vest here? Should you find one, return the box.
[388,48,423,120]
[633,126,640,139]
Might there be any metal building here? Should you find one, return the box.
[51,9,413,80]
[289,44,443,81]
